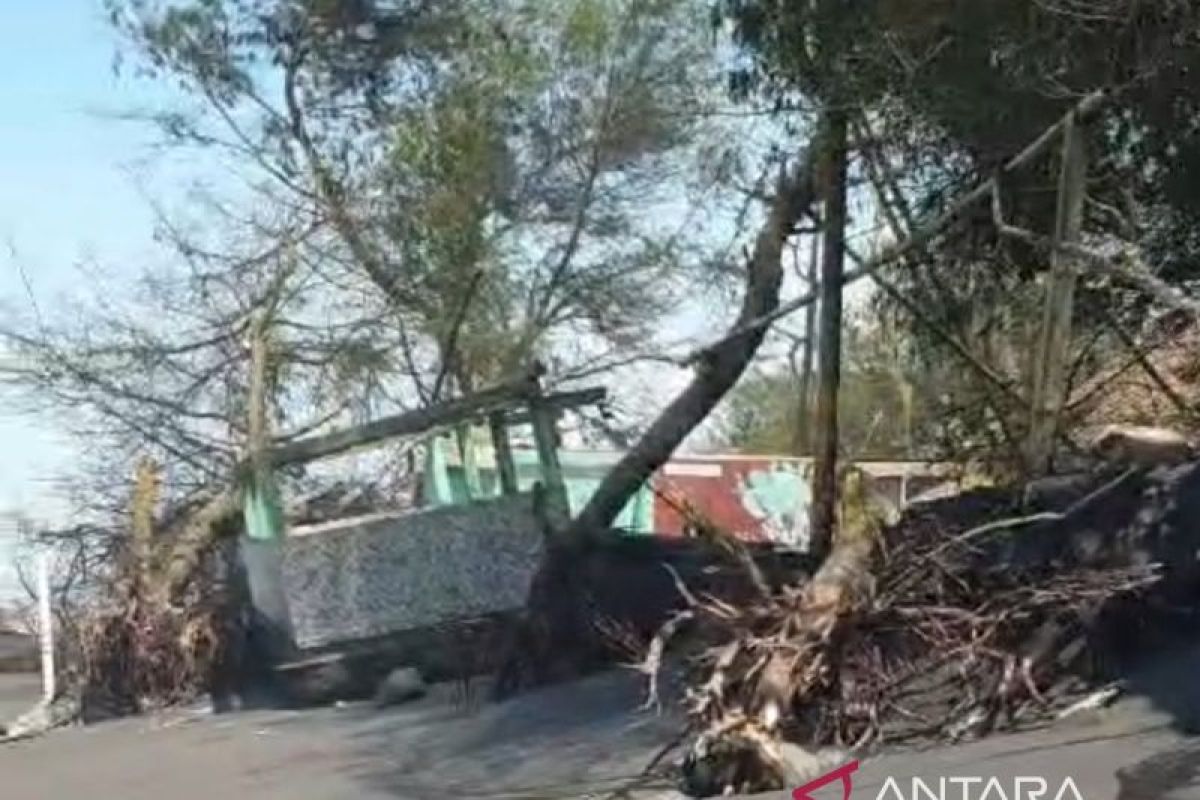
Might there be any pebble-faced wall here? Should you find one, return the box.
[279,494,544,650]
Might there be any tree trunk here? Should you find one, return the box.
[808,110,849,562]
[792,235,820,455]
[566,156,818,541]
[496,152,819,698]
[130,457,160,596]
[159,488,242,602]
[1026,114,1088,474]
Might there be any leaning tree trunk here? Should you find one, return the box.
[494,152,820,697]
[808,110,849,562]
[568,159,818,540]
[157,488,242,603]
[792,234,820,456]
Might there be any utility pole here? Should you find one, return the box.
[37,551,54,702]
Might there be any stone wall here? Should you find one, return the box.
[280,494,544,650]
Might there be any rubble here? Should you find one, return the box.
[373,667,427,708]
[1,694,80,743]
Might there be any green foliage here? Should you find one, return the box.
[715,0,1200,466]
[105,0,712,395]
[721,311,931,459]
[563,0,611,58]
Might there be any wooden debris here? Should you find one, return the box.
[1,694,81,744]
[1089,425,1194,468]
[632,460,1199,796]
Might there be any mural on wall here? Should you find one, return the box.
[652,458,814,547]
[420,436,935,546]
[735,462,812,549]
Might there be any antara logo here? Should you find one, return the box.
[793,762,1086,800]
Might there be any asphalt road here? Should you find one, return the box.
[0,665,1196,800]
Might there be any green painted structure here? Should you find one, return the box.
[243,473,286,542]
[421,433,655,533]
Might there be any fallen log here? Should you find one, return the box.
[674,467,886,796]
[656,461,1200,796]
[497,147,820,698]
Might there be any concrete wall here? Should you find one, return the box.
[424,439,954,545]
[279,493,543,651]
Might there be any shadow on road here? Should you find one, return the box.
[1117,741,1200,800]
[339,669,680,799]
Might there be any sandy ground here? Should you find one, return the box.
[0,661,1197,800]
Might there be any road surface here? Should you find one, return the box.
[0,672,38,721]
[0,664,1196,800]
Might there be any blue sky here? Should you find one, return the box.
[0,3,163,277]
[0,2,191,597]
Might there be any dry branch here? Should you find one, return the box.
[992,181,1200,323]
[651,459,1184,796]
[687,89,1113,365]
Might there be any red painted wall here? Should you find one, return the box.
[651,457,797,542]
[647,456,923,543]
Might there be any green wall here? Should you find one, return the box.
[421,435,654,533]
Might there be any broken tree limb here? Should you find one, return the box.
[269,376,537,466]
[999,231,1200,322]
[269,381,605,467]
[638,609,694,712]
[1095,303,1196,421]
[1074,244,1200,321]
[500,387,608,425]
[271,381,529,466]
[686,88,1112,365]
[566,150,819,539]
[993,182,1200,323]
[801,469,883,620]
[674,469,885,795]
[158,486,242,602]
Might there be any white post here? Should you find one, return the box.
[36,551,54,702]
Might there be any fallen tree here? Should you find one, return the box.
[494,150,819,697]
[645,461,1200,796]
[2,462,248,738]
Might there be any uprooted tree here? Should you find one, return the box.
[591,1,1200,792]
[9,2,1200,776]
[0,0,745,712]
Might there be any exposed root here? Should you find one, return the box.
[637,610,694,712]
[632,464,1180,796]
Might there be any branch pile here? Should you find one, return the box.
[9,467,247,733]
[77,570,239,719]
[648,463,1200,796]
